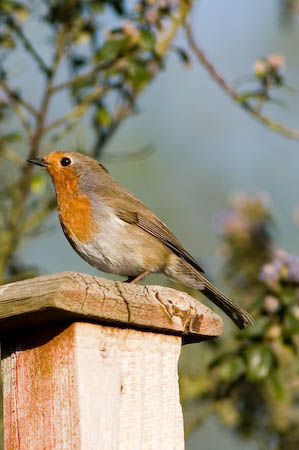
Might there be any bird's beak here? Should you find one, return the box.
[27,158,48,167]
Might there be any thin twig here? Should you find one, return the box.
[0,80,38,117]
[92,96,136,157]
[8,17,51,76]
[21,197,56,234]
[12,103,33,138]
[50,122,79,144]
[44,86,103,134]
[156,0,194,57]
[185,22,299,140]
[103,144,155,162]
[0,81,34,138]
[2,146,24,168]
[51,61,112,93]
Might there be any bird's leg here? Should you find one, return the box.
[125,271,151,284]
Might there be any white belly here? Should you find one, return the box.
[66,214,154,276]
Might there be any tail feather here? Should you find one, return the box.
[165,257,254,329]
[198,275,254,329]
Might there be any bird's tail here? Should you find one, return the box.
[165,257,254,329]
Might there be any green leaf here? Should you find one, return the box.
[174,47,190,67]
[219,357,246,382]
[240,316,269,338]
[13,4,29,21]
[0,34,16,49]
[30,175,46,194]
[96,39,126,61]
[1,132,22,143]
[237,91,263,103]
[96,107,111,127]
[269,371,285,401]
[280,286,295,305]
[283,311,299,337]
[139,30,156,51]
[90,1,105,13]
[246,344,274,382]
[128,62,151,89]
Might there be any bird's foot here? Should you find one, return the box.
[125,271,150,284]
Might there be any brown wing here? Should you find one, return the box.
[95,174,205,274]
[116,208,205,274]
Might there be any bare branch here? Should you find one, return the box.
[156,0,195,57]
[44,86,104,135]
[2,146,25,168]
[92,96,137,158]
[8,17,51,76]
[6,100,33,138]
[185,22,299,141]
[21,197,56,234]
[51,61,113,93]
[0,80,38,117]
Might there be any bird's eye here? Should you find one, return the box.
[60,157,71,167]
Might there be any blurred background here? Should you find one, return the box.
[1,0,299,448]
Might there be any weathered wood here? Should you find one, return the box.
[0,272,223,450]
[0,271,223,343]
[2,322,184,450]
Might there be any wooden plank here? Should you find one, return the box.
[0,272,222,343]
[2,322,184,450]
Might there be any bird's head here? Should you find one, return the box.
[28,151,108,191]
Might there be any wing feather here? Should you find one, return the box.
[97,179,205,274]
[116,209,205,274]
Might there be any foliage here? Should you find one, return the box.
[181,193,299,450]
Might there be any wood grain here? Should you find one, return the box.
[0,271,223,343]
[2,322,184,450]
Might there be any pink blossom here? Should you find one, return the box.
[123,21,140,42]
[254,60,267,76]
[264,295,280,314]
[267,53,285,69]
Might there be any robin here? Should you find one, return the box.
[28,151,254,328]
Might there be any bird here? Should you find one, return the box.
[28,151,254,329]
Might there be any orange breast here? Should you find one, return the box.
[51,167,99,243]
